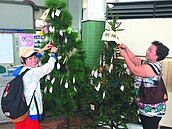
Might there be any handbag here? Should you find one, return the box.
[138,76,168,104]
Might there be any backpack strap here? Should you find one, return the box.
[33,94,40,122]
[19,68,30,76]
[28,90,40,122]
[28,90,35,107]
[141,72,162,87]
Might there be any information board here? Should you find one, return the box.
[0,34,14,63]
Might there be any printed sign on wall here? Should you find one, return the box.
[18,34,34,49]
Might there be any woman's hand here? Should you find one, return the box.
[50,46,58,53]
[119,48,127,58]
[39,44,53,54]
[120,43,128,49]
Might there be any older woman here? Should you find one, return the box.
[119,41,169,129]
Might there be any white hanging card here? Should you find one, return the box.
[44,87,47,93]
[74,86,77,92]
[60,77,63,85]
[49,26,55,33]
[46,75,51,80]
[73,77,75,84]
[120,85,124,91]
[103,91,106,99]
[55,9,61,16]
[95,82,101,91]
[90,104,95,110]
[51,11,55,18]
[109,64,113,73]
[65,81,69,88]
[94,69,98,78]
[91,70,95,76]
[59,30,63,36]
[49,86,53,94]
[57,63,61,70]
[90,79,93,85]
[51,77,55,84]
[57,56,62,60]
[101,30,121,44]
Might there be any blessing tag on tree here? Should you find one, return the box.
[101,30,121,44]
[40,9,50,20]
[90,104,95,110]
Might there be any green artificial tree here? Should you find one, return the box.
[84,16,139,129]
[39,0,90,128]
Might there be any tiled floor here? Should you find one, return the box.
[0,118,172,129]
[41,116,93,129]
[0,116,93,129]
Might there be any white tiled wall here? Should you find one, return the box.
[160,92,172,127]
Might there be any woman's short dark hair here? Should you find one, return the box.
[20,52,37,64]
[152,41,169,61]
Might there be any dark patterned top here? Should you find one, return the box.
[134,60,166,117]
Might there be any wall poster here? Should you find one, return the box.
[0,33,14,63]
[18,34,34,50]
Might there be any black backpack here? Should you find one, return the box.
[1,69,32,123]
